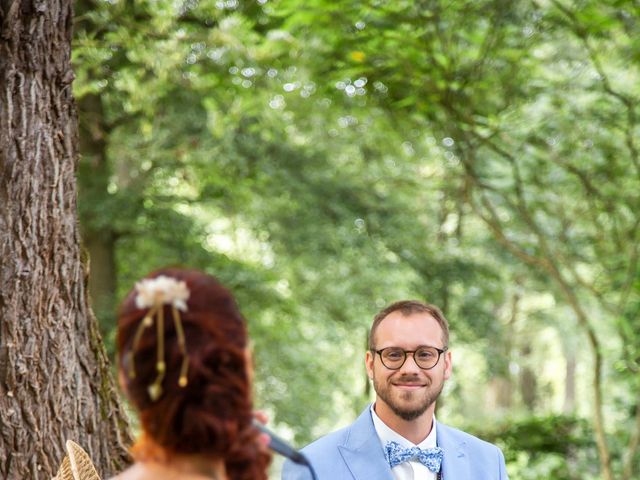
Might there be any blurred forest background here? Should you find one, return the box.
[71,1,639,479]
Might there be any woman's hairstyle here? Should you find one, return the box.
[116,267,270,480]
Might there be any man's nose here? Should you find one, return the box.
[399,352,422,373]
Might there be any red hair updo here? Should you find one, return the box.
[116,267,270,480]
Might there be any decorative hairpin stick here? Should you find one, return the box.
[131,276,190,401]
[127,305,159,379]
[173,304,189,387]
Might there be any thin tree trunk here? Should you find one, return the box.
[622,405,640,480]
[84,230,117,326]
[78,92,117,333]
[519,345,537,411]
[0,1,131,478]
[488,292,518,411]
[563,349,576,414]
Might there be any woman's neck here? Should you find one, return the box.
[132,455,227,480]
[126,434,227,479]
[168,454,226,479]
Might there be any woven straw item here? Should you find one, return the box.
[52,440,101,480]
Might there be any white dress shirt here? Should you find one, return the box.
[371,405,438,480]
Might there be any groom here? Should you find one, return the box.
[282,300,509,480]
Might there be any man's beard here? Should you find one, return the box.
[373,373,444,421]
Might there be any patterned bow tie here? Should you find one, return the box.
[385,441,444,473]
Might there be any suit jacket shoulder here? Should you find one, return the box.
[437,421,509,480]
[281,407,392,480]
[438,422,501,452]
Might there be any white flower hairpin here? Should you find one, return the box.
[128,275,190,401]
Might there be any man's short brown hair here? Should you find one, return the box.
[368,300,450,350]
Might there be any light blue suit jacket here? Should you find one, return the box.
[282,406,509,480]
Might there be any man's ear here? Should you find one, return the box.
[365,350,374,379]
[443,350,452,380]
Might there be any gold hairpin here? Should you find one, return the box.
[173,304,189,387]
[130,276,190,401]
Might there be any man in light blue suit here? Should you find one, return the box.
[282,300,509,480]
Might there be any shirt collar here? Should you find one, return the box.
[370,403,437,449]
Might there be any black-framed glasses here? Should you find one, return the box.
[373,346,448,370]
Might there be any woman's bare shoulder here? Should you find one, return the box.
[107,464,145,480]
[107,462,222,480]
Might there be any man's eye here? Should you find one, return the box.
[417,350,435,359]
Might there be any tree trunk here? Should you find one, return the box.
[563,348,576,414]
[84,230,117,327]
[77,92,117,335]
[518,345,537,411]
[486,377,513,411]
[0,1,131,478]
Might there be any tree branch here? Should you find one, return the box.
[623,405,640,480]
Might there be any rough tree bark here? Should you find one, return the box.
[0,0,131,478]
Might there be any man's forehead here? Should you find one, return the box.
[376,311,442,337]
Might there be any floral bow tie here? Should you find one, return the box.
[385,441,444,473]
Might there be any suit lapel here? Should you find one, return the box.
[437,422,471,480]
[338,407,394,480]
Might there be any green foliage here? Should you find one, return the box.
[469,415,599,480]
[72,0,640,476]
[483,415,594,459]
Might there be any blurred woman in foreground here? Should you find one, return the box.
[110,267,270,480]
